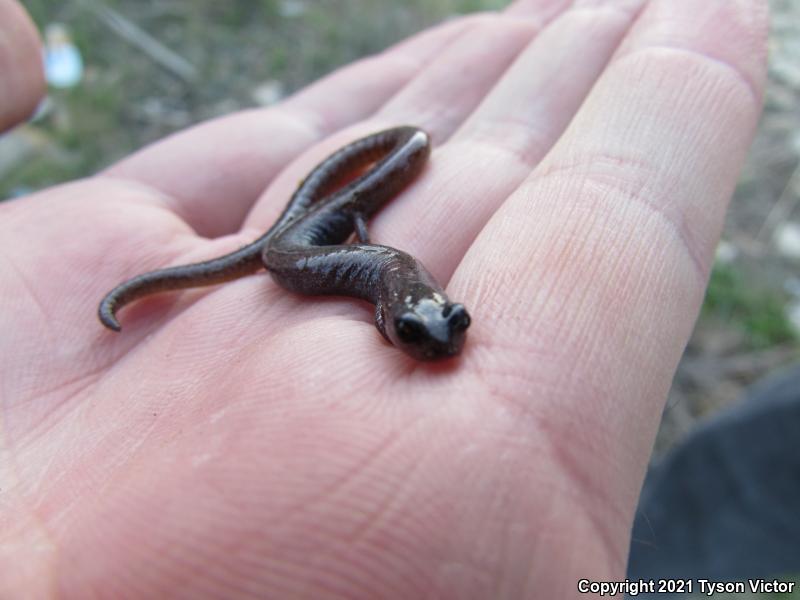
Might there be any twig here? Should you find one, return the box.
[79,0,198,82]
[756,161,800,243]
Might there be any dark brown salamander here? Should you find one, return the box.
[99,126,470,361]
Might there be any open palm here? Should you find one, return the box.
[1,0,767,597]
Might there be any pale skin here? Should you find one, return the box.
[0,0,768,597]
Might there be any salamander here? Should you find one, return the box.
[98,126,470,361]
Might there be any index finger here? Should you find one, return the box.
[454,0,767,561]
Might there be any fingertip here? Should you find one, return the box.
[0,1,46,132]
[615,0,769,104]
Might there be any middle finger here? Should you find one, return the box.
[374,0,647,280]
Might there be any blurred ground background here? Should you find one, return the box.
[1,1,799,595]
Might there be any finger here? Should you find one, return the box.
[374,10,560,142]
[374,0,580,142]
[0,1,45,132]
[455,0,767,555]
[505,0,575,20]
[246,0,574,235]
[372,0,647,280]
[103,14,479,237]
[452,0,648,166]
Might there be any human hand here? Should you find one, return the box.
[1,0,767,597]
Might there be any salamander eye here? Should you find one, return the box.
[448,304,471,332]
[395,314,426,343]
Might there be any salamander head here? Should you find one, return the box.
[386,297,471,361]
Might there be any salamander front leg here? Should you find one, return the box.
[374,302,391,341]
[353,213,370,244]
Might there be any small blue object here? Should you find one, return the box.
[43,24,84,89]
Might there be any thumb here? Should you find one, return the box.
[0,0,45,132]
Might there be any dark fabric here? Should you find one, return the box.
[627,364,800,592]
